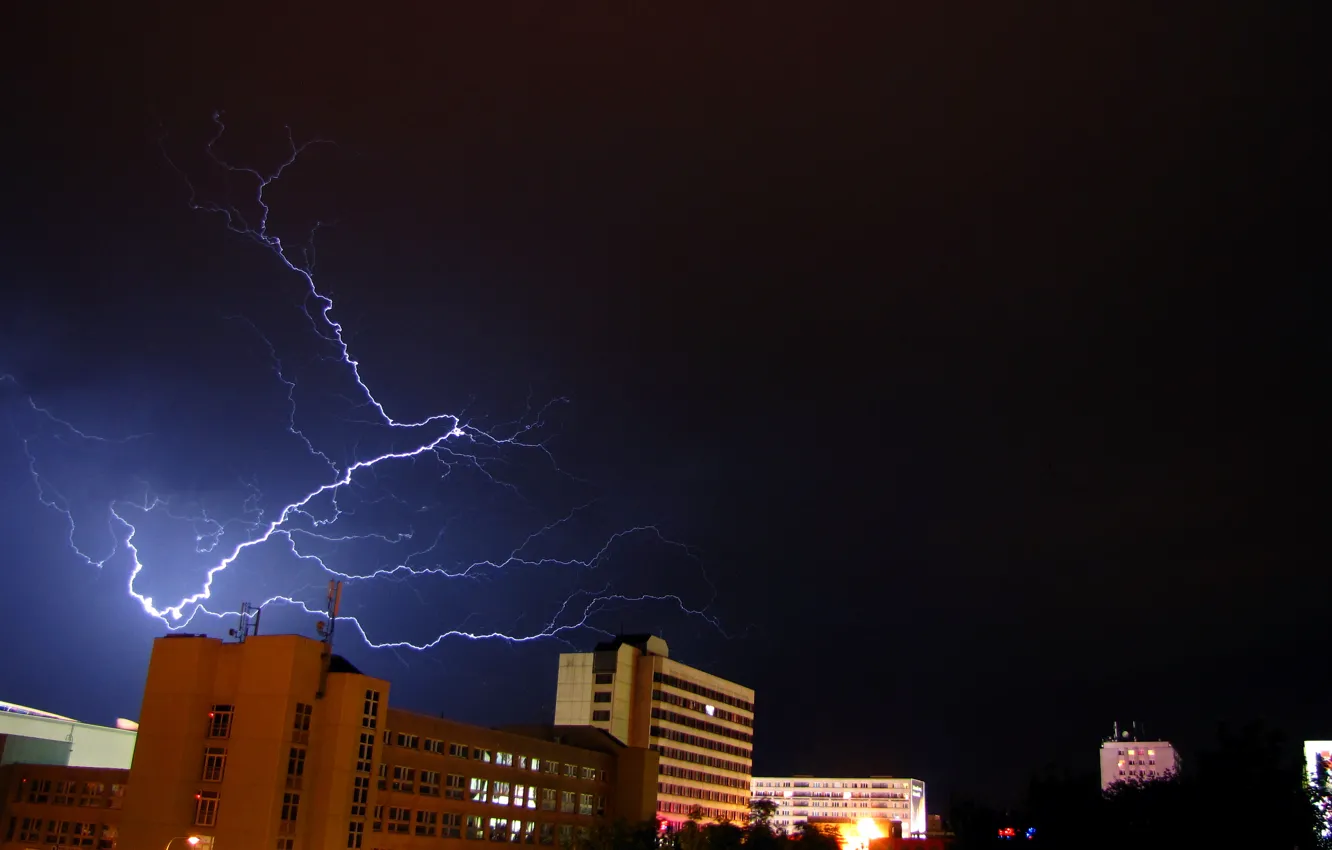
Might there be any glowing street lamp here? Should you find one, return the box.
[164,837,201,849]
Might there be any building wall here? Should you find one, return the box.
[752,777,927,838]
[555,637,754,825]
[1098,740,1180,788]
[0,763,127,849]
[0,713,136,769]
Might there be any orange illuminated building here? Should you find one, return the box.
[2,631,659,849]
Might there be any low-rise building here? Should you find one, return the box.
[2,632,660,849]
[752,775,927,838]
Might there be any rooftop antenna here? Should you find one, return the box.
[315,580,343,700]
[227,602,262,643]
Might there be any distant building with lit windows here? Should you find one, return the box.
[553,635,755,825]
[751,776,927,839]
[1099,725,1180,788]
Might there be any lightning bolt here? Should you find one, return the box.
[2,114,723,650]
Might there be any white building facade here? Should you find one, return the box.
[554,635,755,825]
[0,700,137,769]
[751,776,926,838]
[1099,738,1180,788]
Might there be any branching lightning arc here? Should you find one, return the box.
[1,113,722,650]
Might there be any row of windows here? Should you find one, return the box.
[651,689,753,728]
[386,735,603,782]
[652,673,754,713]
[755,790,908,800]
[652,744,751,776]
[756,788,911,794]
[9,818,116,848]
[17,779,126,808]
[649,726,751,760]
[348,816,592,847]
[650,707,753,744]
[657,782,747,806]
[658,802,748,820]
[659,763,750,791]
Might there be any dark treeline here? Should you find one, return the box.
[948,723,1330,848]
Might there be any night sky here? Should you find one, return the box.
[0,5,1320,807]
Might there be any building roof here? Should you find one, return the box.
[499,724,629,755]
[592,634,670,657]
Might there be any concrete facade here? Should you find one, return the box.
[1099,739,1180,789]
[555,635,754,825]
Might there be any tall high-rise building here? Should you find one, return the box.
[553,635,754,825]
[751,776,927,839]
[1099,724,1181,788]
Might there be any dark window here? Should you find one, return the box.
[592,710,611,722]
[594,673,613,685]
[593,692,612,703]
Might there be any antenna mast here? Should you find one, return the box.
[228,602,262,643]
[315,580,343,700]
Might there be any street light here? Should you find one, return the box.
[164,837,201,849]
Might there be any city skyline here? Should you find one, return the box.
[0,3,1320,810]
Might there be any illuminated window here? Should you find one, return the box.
[478,749,494,763]
[471,777,490,803]
[541,788,557,811]
[1147,749,1156,757]
[494,781,512,805]
[564,764,577,777]
[207,705,233,739]
[561,790,576,813]
[194,790,220,826]
[489,817,511,841]
[467,815,486,840]
[202,747,227,782]
[523,820,537,843]
[579,793,594,815]
[517,755,529,770]
[531,758,542,772]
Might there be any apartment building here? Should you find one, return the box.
[553,635,754,825]
[750,776,927,838]
[1098,737,1181,789]
[2,632,659,850]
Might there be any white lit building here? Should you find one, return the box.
[1099,733,1180,788]
[554,635,754,825]
[1307,741,1331,840]
[751,776,926,838]
[0,700,137,769]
